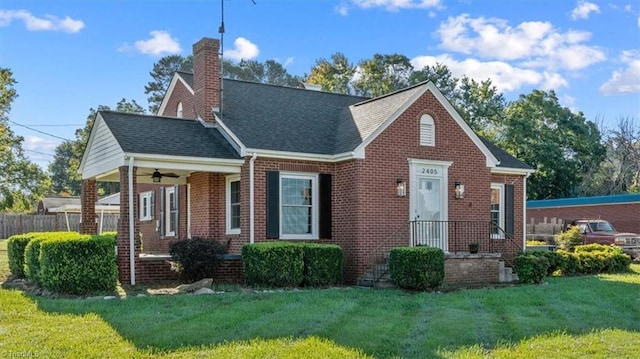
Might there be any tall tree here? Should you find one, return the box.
[353,54,413,97]
[306,52,356,94]
[499,90,605,200]
[223,59,302,86]
[49,99,144,196]
[409,62,459,99]
[581,117,640,195]
[145,55,193,114]
[0,68,50,212]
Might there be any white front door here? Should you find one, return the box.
[409,159,452,251]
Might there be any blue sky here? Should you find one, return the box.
[1,0,639,169]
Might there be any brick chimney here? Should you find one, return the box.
[193,37,220,124]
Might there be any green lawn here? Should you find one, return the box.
[1,242,639,358]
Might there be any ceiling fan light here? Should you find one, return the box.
[152,170,162,183]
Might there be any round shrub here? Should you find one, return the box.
[169,237,228,282]
[528,250,564,276]
[389,246,444,290]
[514,254,549,284]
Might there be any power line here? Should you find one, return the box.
[24,149,55,157]
[7,120,72,141]
[19,124,83,127]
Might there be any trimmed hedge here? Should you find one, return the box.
[24,232,85,285]
[389,246,445,290]
[514,254,549,284]
[518,244,632,282]
[243,242,305,287]
[169,237,228,282]
[39,234,117,294]
[7,233,40,278]
[242,242,344,287]
[300,243,343,286]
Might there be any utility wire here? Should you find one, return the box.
[24,149,55,157]
[7,120,72,141]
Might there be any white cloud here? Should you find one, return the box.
[625,5,633,12]
[411,54,545,92]
[436,14,605,70]
[22,136,59,168]
[600,50,640,94]
[122,31,182,56]
[283,57,295,67]
[225,37,259,61]
[571,1,600,20]
[0,9,84,33]
[350,0,441,12]
[336,3,349,16]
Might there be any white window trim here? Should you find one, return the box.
[139,191,153,221]
[226,175,241,235]
[491,183,505,239]
[279,172,319,240]
[165,186,176,237]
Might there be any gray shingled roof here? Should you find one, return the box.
[176,71,193,88]
[100,111,241,160]
[221,79,368,155]
[335,84,424,153]
[480,137,533,170]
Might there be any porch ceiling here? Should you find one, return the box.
[92,154,244,184]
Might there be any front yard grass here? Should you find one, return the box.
[1,240,639,358]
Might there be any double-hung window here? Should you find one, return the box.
[159,186,179,237]
[139,191,154,221]
[280,174,318,239]
[266,171,331,240]
[226,175,241,234]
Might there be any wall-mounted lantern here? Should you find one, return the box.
[455,182,464,199]
[396,179,406,197]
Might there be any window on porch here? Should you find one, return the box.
[226,175,241,235]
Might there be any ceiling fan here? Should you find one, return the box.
[138,169,179,183]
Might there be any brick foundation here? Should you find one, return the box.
[444,253,501,285]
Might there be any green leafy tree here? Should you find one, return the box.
[0,68,51,212]
[49,99,145,196]
[581,117,640,195]
[306,52,356,94]
[145,55,193,114]
[353,54,414,97]
[498,90,605,200]
[409,62,460,99]
[223,59,301,86]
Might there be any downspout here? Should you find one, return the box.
[523,173,530,253]
[187,183,192,239]
[128,157,136,285]
[249,152,258,244]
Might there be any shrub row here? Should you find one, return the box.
[6,231,117,294]
[242,242,343,287]
[515,244,632,283]
[389,246,445,290]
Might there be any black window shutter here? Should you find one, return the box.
[150,191,155,218]
[159,187,165,237]
[504,184,515,238]
[266,171,280,239]
[319,174,332,239]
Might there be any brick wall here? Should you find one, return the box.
[444,254,500,285]
[80,179,98,234]
[528,203,640,234]
[159,79,196,118]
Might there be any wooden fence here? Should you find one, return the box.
[0,214,120,239]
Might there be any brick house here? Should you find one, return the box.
[79,37,533,286]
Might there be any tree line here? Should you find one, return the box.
[1,51,638,212]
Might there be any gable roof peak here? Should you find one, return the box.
[351,81,431,107]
